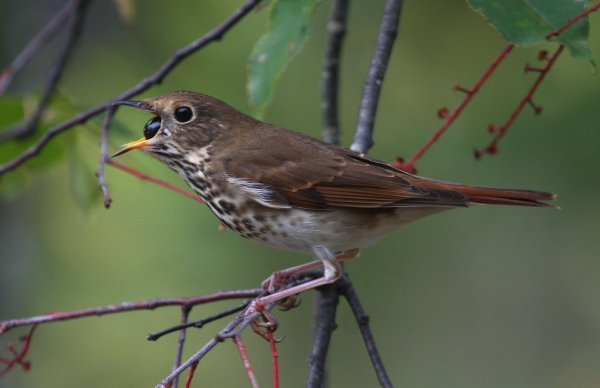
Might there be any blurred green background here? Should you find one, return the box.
[1,0,599,387]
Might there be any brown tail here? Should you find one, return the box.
[413,180,556,208]
[455,185,555,207]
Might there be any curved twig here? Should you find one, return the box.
[0,0,90,141]
[0,0,80,96]
[0,0,262,176]
[97,106,115,208]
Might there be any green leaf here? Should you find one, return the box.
[247,0,322,119]
[0,91,92,199]
[466,0,594,65]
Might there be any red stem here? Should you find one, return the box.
[0,324,38,375]
[234,335,259,388]
[105,158,204,204]
[397,43,514,173]
[476,45,565,157]
[268,328,279,388]
[546,2,600,39]
[184,362,198,388]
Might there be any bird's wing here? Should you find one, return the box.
[223,131,468,210]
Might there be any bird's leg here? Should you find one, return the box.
[248,248,359,316]
[261,248,360,293]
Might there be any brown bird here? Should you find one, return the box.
[112,91,555,310]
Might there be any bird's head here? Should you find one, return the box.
[112,91,240,160]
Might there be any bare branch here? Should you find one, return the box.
[0,0,90,141]
[350,0,403,154]
[307,280,340,388]
[171,306,191,388]
[0,0,79,96]
[0,0,262,176]
[321,0,350,145]
[147,301,250,341]
[340,276,392,388]
[0,289,262,335]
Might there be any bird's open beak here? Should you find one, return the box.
[111,137,149,157]
[111,100,155,157]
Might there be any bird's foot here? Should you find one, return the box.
[245,299,284,341]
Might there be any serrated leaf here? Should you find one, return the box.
[467,0,594,66]
[112,0,136,24]
[247,0,322,119]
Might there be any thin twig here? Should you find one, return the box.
[106,158,204,204]
[306,281,340,388]
[234,335,260,388]
[350,0,403,154]
[0,0,90,141]
[267,328,279,388]
[147,300,251,341]
[0,325,38,375]
[321,0,350,145]
[156,310,262,388]
[183,362,198,388]
[0,0,79,96]
[170,306,191,388]
[0,0,262,176]
[546,2,600,39]
[394,44,514,173]
[475,45,565,158]
[0,289,262,335]
[97,107,115,208]
[340,277,392,388]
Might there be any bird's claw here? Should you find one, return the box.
[261,271,288,294]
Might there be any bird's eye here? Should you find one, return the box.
[174,106,193,123]
[144,117,161,139]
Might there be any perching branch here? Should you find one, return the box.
[350,0,403,154]
[310,0,351,386]
[0,0,262,176]
[307,280,341,388]
[0,0,90,141]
